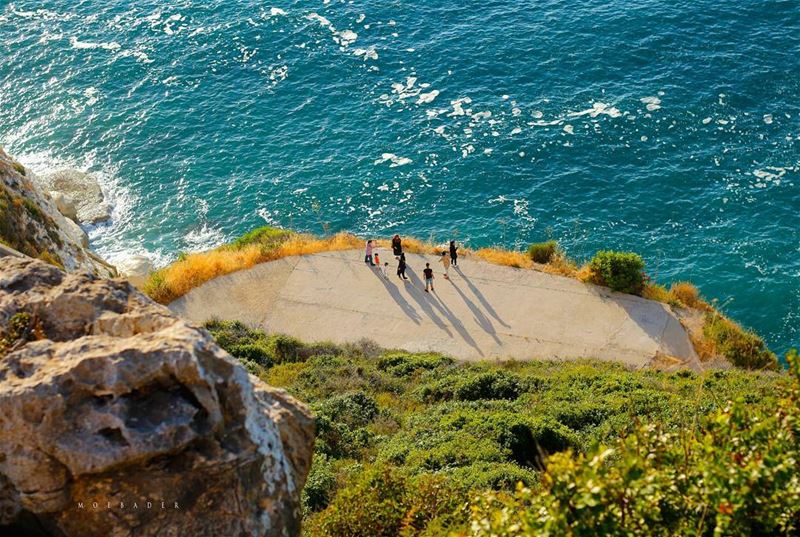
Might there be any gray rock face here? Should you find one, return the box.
[0,257,314,537]
[0,150,113,277]
[39,169,111,224]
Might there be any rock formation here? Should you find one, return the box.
[0,257,314,536]
[0,149,113,277]
[35,169,111,225]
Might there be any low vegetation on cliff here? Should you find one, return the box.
[206,321,798,536]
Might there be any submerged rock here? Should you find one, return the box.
[0,257,314,537]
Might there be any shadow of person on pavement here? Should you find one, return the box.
[368,268,422,325]
[452,265,511,328]
[406,265,483,356]
[449,279,502,345]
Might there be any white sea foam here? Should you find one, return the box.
[568,102,622,118]
[417,89,439,104]
[640,96,661,111]
[270,7,287,16]
[448,97,472,117]
[510,127,522,135]
[353,47,378,60]
[563,124,574,134]
[356,14,366,23]
[702,117,713,124]
[69,36,121,51]
[763,114,773,125]
[374,153,412,167]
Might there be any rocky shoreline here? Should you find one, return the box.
[0,148,151,280]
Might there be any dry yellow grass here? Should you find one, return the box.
[264,232,362,261]
[473,247,532,269]
[144,231,363,304]
[642,282,672,303]
[539,252,579,277]
[668,281,709,310]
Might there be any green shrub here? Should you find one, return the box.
[415,369,524,402]
[588,250,646,294]
[377,352,453,377]
[229,225,290,250]
[314,392,381,458]
[470,353,800,536]
[302,455,337,513]
[704,314,778,370]
[306,466,469,537]
[11,161,26,176]
[527,240,558,263]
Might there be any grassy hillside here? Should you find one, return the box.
[206,321,798,536]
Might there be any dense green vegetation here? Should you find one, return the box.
[588,250,646,295]
[206,321,797,536]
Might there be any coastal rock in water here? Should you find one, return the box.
[0,149,114,277]
[39,169,111,224]
[48,190,78,222]
[0,257,315,537]
[116,254,154,278]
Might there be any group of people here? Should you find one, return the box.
[364,235,459,293]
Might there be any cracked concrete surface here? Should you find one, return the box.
[169,249,701,370]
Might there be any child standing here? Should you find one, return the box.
[439,251,451,279]
[374,251,381,267]
[382,262,390,279]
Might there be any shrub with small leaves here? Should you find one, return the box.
[588,250,645,294]
[527,240,558,264]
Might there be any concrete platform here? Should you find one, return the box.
[169,249,701,370]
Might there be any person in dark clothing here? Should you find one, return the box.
[392,234,402,256]
[423,263,434,292]
[449,240,458,266]
[397,252,408,280]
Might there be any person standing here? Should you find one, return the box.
[365,240,375,266]
[423,262,434,292]
[374,251,381,267]
[382,262,390,279]
[392,234,402,256]
[397,253,408,280]
[439,251,451,279]
[449,240,458,267]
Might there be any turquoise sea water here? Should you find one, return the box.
[0,1,798,353]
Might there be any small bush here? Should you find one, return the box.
[527,240,558,264]
[669,281,706,309]
[415,370,524,402]
[302,455,337,513]
[588,250,645,294]
[11,161,26,176]
[377,352,453,377]
[704,314,778,370]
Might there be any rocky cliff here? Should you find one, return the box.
[0,257,314,536]
[0,148,115,277]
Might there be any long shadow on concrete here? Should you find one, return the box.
[369,267,422,325]
[397,266,453,336]
[406,266,483,356]
[449,279,502,345]
[453,265,511,328]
